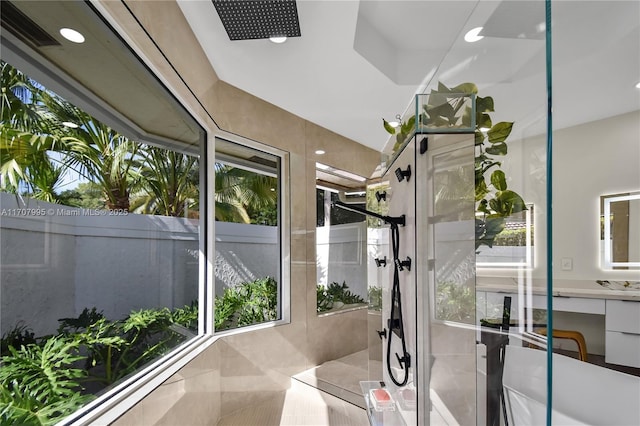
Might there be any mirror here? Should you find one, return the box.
[315,163,368,314]
[601,192,640,269]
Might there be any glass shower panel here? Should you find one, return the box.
[417,133,476,426]
[550,1,640,425]
[402,1,550,425]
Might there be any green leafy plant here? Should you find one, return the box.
[382,81,526,249]
[57,306,189,386]
[0,303,199,424]
[316,281,366,313]
[171,301,199,331]
[214,277,278,330]
[0,337,93,425]
[1,322,37,357]
[368,286,382,311]
[435,281,475,324]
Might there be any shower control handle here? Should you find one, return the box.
[377,329,387,340]
[395,256,412,271]
[396,352,411,369]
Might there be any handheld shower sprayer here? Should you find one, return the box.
[333,200,410,387]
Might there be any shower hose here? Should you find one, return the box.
[387,223,410,387]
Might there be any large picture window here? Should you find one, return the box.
[0,58,205,424]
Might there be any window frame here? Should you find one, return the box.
[0,6,217,425]
[213,134,291,334]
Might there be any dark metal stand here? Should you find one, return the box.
[480,296,512,426]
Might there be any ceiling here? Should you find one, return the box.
[1,1,204,153]
[177,0,640,152]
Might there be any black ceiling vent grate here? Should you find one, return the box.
[1,1,61,47]
[212,0,301,41]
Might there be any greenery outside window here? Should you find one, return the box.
[0,57,205,424]
[0,1,208,421]
[213,137,289,331]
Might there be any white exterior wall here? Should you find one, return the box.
[0,194,280,337]
[316,221,368,299]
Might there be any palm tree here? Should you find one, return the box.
[214,162,277,224]
[0,61,67,199]
[131,146,199,217]
[1,61,141,210]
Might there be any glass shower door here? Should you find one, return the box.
[416,133,477,425]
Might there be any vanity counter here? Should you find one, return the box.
[476,280,640,368]
[476,282,640,302]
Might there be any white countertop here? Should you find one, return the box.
[476,282,640,302]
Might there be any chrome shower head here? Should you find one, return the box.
[395,165,411,182]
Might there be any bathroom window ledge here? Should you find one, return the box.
[318,303,368,317]
[59,334,218,426]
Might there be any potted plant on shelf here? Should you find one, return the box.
[383,82,527,249]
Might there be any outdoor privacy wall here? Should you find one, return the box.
[0,193,199,336]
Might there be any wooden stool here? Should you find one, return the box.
[536,328,588,361]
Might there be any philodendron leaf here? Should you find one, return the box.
[497,190,527,214]
[451,82,478,95]
[476,113,492,130]
[426,101,455,123]
[475,131,485,145]
[486,142,507,155]
[490,170,507,191]
[401,115,415,134]
[383,118,396,135]
[437,81,452,93]
[477,199,490,214]
[476,96,495,113]
[487,122,513,143]
[489,190,527,216]
[462,106,472,127]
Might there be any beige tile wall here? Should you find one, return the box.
[106,1,379,424]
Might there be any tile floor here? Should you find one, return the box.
[217,379,369,426]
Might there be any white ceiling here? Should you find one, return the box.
[178,0,640,152]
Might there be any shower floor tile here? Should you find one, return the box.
[216,379,368,426]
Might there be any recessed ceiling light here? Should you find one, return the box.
[315,150,325,155]
[269,36,287,44]
[62,121,79,128]
[635,81,640,89]
[60,28,85,44]
[464,27,484,43]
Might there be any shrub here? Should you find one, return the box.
[0,337,93,425]
[215,277,278,330]
[316,281,365,313]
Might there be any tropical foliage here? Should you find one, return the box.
[214,277,278,330]
[0,303,197,426]
[214,163,278,225]
[317,281,366,313]
[383,81,527,249]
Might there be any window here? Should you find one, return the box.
[213,137,289,331]
[0,58,205,424]
[0,2,207,422]
[315,165,368,314]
